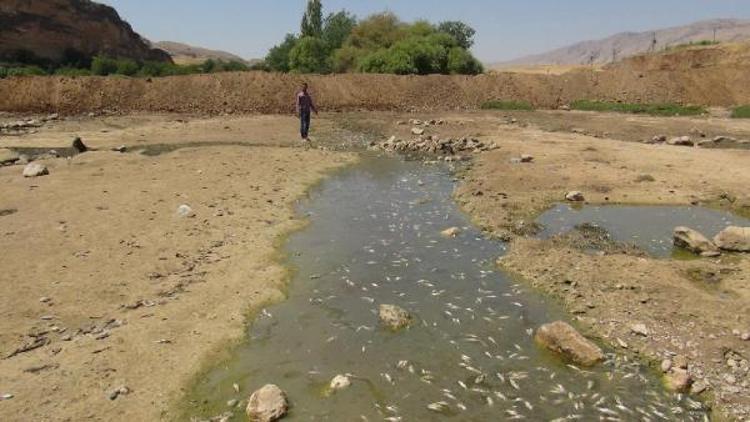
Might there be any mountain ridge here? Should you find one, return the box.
[495,18,750,67]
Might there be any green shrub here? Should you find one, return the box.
[91,56,118,75]
[481,100,534,111]
[0,66,48,78]
[571,100,705,116]
[731,105,750,119]
[115,58,140,76]
[54,67,92,77]
[447,47,483,75]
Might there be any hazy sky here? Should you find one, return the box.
[100,0,750,62]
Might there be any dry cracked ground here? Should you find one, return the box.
[1,109,750,421]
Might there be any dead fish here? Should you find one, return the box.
[427,401,450,412]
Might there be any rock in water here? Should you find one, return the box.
[713,226,750,252]
[72,137,88,153]
[440,227,461,238]
[329,375,351,391]
[673,226,720,256]
[565,191,585,202]
[664,368,693,393]
[246,384,288,422]
[534,321,604,367]
[0,148,20,165]
[378,304,412,330]
[22,163,49,178]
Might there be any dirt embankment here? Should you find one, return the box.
[3,44,750,115]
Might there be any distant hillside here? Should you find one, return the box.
[0,0,171,65]
[496,18,750,67]
[152,41,252,65]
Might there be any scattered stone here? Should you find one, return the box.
[329,375,351,391]
[741,332,750,341]
[22,163,49,178]
[667,136,694,146]
[108,385,130,400]
[534,321,605,367]
[245,384,288,422]
[651,135,667,144]
[0,148,20,165]
[664,368,692,393]
[411,127,425,136]
[375,135,494,156]
[565,191,585,202]
[71,137,88,153]
[630,323,650,337]
[176,204,195,218]
[440,227,461,238]
[661,359,673,373]
[227,399,239,408]
[673,226,720,256]
[0,393,13,401]
[112,145,127,153]
[520,154,534,163]
[691,381,708,395]
[673,355,689,370]
[44,113,59,121]
[713,226,750,252]
[378,304,412,330]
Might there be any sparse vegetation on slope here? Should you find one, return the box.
[571,100,706,116]
[731,105,750,118]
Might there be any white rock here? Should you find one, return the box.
[176,205,195,218]
[411,127,425,136]
[22,163,49,177]
[673,226,720,256]
[630,323,650,336]
[329,375,351,391]
[565,191,585,202]
[713,226,750,252]
[246,384,288,422]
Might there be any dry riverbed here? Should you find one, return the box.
[442,114,750,420]
[0,114,356,421]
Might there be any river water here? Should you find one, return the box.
[185,155,708,421]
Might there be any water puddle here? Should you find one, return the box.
[184,155,707,421]
[537,204,750,258]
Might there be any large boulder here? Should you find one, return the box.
[713,226,750,252]
[378,304,411,330]
[22,163,49,178]
[0,148,20,165]
[535,321,604,367]
[245,384,288,422]
[673,226,720,256]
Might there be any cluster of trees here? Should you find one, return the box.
[263,1,483,75]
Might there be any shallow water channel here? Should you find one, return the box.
[186,155,707,421]
[537,204,750,258]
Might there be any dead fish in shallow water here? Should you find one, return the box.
[427,401,450,412]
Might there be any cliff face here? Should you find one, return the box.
[0,0,171,65]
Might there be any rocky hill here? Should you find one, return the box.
[0,0,171,65]
[497,18,750,67]
[152,41,249,65]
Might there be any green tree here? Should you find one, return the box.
[289,36,330,73]
[347,12,404,50]
[447,47,483,75]
[322,11,357,51]
[115,58,139,76]
[265,34,298,72]
[91,56,118,75]
[301,0,323,37]
[438,21,476,49]
[332,45,364,73]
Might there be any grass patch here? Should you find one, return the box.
[481,100,534,111]
[666,40,720,52]
[731,105,750,119]
[571,100,705,116]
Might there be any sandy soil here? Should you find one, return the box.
[441,114,750,420]
[0,115,356,421]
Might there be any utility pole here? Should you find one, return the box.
[713,28,717,43]
[650,32,657,53]
[612,47,618,63]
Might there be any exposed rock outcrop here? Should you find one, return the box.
[0,0,171,65]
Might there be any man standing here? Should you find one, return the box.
[296,83,317,143]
